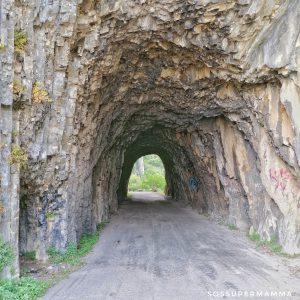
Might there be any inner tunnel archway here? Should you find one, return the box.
[89,117,251,240]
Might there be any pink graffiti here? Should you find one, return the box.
[269,168,290,192]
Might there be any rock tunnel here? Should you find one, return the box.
[1,0,300,277]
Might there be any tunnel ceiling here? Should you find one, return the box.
[1,0,300,275]
[69,0,295,173]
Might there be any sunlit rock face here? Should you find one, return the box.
[1,0,300,275]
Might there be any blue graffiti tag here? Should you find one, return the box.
[188,176,198,192]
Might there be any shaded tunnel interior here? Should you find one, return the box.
[118,126,199,203]
[91,117,232,234]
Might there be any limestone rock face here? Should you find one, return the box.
[1,0,300,276]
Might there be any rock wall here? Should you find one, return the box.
[0,0,300,277]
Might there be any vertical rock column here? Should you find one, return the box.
[0,0,20,278]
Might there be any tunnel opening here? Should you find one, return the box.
[128,154,167,195]
[17,87,300,260]
[10,0,300,265]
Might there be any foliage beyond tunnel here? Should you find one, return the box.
[128,155,166,193]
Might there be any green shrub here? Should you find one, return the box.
[22,251,36,261]
[248,230,260,242]
[129,154,166,192]
[258,238,283,253]
[0,277,48,300]
[141,173,166,192]
[270,241,283,253]
[46,211,58,220]
[0,238,14,272]
[128,174,142,191]
[248,231,283,253]
[144,155,165,172]
[128,173,166,192]
[0,222,108,299]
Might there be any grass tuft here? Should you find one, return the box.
[0,237,14,273]
[22,251,36,261]
[248,231,260,242]
[227,223,238,230]
[14,30,27,53]
[248,230,283,254]
[47,221,108,266]
[258,238,282,253]
[46,211,58,220]
[0,222,108,299]
[0,277,48,300]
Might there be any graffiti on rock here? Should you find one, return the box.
[269,168,290,193]
[188,176,199,192]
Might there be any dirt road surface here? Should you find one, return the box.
[42,192,300,300]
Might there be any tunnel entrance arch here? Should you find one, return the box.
[9,0,300,273]
[128,154,167,194]
[117,149,174,204]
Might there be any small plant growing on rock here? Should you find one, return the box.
[258,237,283,253]
[248,230,283,254]
[11,130,19,143]
[22,250,36,261]
[248,230,260,242]
[0,242,47,300]
[0,277,48,299]
[9,145,28,169]
[0,201,5,215]
[227,223,238,230]
[32,82,51,103]
[0,41,4,50]
[47,221,108,265]
[14,29,27,53]
[13,80,25,97]
[46,211,58,220]
[0,237,14,272]
[0,201,5,216]
[0,142,6,150]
